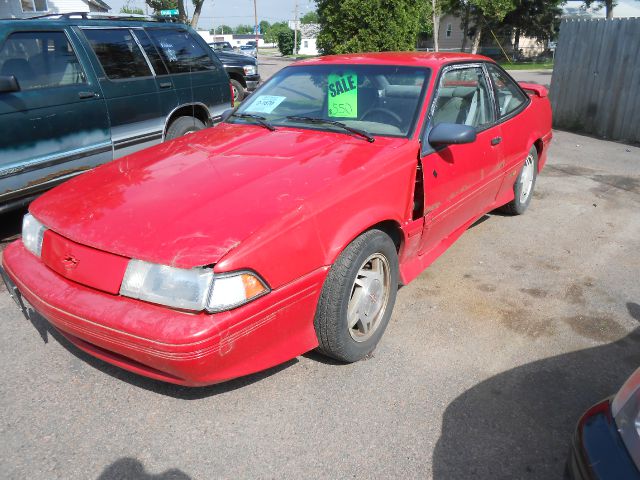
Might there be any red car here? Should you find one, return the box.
[1,53,552,386]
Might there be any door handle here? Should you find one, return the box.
[159,82,172,88]
[78,91,97,99]
[491,136,502,146]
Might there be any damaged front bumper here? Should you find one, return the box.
[1,241,325,386]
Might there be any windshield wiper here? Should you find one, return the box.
[285,116,375,143]
[230,113,277,131]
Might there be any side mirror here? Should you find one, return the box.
[428,123,477,146]
[0,75,20,93]
[220,108,233,122]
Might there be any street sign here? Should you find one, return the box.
[160,9,178,16]
[548,41,557,51]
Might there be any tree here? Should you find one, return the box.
[264,21,289,44]
[583,0,615,19]
[145,0,185,22]
[259,20,271,35]
[191,0,204,27]
[300,11,319,24]
[444,0,515,53]
[501,0,563,58]
[277,29,301,56]
[120,1,144,15]
[235,24,255,34]
[317,0,428,54]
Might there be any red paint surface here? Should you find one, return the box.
[3,53,553,386]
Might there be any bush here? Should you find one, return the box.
[277,29,302,56]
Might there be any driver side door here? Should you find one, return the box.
[419,63,502,255]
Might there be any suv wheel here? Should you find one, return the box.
[230,79,245,102]
[165,116,205,140]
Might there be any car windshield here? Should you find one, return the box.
[232,64,430,138]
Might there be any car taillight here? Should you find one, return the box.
[230,82,234,108]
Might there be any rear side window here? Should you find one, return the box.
[0,31,85,90]
[486,64,528,117]
[83,28,152,79]
[146,29,216,74]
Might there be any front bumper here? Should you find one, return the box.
[566,399,640,479]
[1,241,325,386]
[245,74,260,91]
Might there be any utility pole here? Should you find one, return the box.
[253,0,259,55]
[293,1,298,56]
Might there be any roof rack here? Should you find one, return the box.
[21,12,178,22]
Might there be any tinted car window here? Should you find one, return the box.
[83,28,152,79]
[431,66,494,129]
[0,31,85,90]
[147,29,216,74]
[486,64,527,117]
[132,30,168,75]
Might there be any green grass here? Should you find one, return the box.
[500,62,554,70]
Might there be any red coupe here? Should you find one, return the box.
[1,53,552,386]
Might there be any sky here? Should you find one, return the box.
[109,0,317,29]
[105,0,640,29]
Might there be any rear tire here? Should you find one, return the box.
[230,79,245,102]
[165,116,205,140]
[499,145,538,215]
[314,229,399,363]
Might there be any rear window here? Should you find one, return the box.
[83,28,152,80]
[146,29,216,74]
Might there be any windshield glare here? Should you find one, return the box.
[234,64,430,137]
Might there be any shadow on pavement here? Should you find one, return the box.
[432,305,640,479]
[98,458,191,479]
[21,306,298,399]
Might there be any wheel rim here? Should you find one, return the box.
[347,253,391,342]
[519,153,535,203]
[232,85,239,101]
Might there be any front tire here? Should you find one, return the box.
[500,145,538,215]
[314,229,399,363]
[230,79,245,102]
[165,116,205,140]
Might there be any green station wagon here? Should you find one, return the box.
[0,14,232,212]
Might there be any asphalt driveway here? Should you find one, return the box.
[0,64,639,479]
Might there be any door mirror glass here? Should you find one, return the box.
[428,122,477,146]
[0,75,20,93]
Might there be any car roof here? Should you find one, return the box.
[292,51,495,69]
[0,15,184,28]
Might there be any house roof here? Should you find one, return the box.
[87,0,111,11]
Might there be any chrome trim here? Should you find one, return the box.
[113,131,163,150]
[0,142,112,180]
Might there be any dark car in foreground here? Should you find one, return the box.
[0,14,231,212]
[567,368,640,479]
[209,45,260,101]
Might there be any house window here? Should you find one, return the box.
[446,24,452,38]
[303,40,308,48]
[21,0,48,12]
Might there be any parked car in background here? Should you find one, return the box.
[566,367,640,479]
[211,41,233,52]
[209,44,260,101]
[0,14,231,212]
[239,44,257,58]
[1,53,552,387]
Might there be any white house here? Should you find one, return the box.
[0,0,110,19]
[298,23,319,56]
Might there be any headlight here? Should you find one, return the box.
[612,368,640,467]
[120,259,268,312]
[22,213,47,257]
[243,65,257,75]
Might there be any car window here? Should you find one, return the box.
[132,30,168,75]
[0,31,85,90]
[83,29,152,79]
[486,64,527,117]
[146,29,216,74]
[235,64,430,137]
[431,66,494,129]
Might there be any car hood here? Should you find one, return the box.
[30,123,408,269]
[215,51,257,65]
